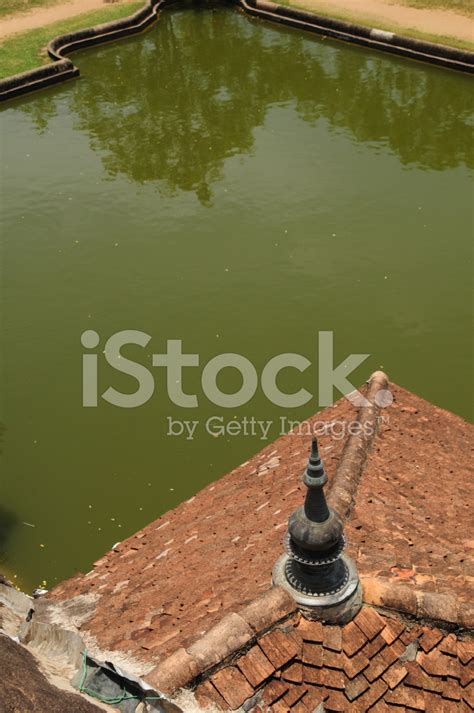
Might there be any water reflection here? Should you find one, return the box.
[13,6,474,200]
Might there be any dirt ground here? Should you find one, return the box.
[0,0,135,40]
[0,635,105,713]
[0,0,473,42]
[294,0,474,42]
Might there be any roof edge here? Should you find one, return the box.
[146,585,297,694]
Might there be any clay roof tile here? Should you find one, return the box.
[342,620,367,657]
[345,672,370,701]
[353,607,386,641]
[211,666,254,710]
[237,644,274,688]
[322,625,343,652]
[258,628,300,669]
[419,627,444,653]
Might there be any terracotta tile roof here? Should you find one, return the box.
[48,381,473,673]
[194,607,474,711]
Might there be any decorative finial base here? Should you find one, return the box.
[272,552,362,624]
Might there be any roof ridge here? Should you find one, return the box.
[362,576,474,630]
[327,370,389,520]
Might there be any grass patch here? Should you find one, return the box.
[0,1,143,78]
[281,0,474,51]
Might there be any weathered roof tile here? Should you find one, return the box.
[353,607,386,641]
[322,625,342,652]
[302,641,323,667]
[385,683,425,710]
[419,627,444,653]
[345,672,370,701]
[417,650,460,679]
[458,639,474,665]
[298,618,324,643]
[211,666,254,710]
[237,644,274,688]
[261,678,289,705]
[441,677,462,701]
[463,681,474,708]
[283,684,307,707]
[323,647,345,669]
[361,633,386,660]
[343,651,370,679]
[459,660,474,688]
[351,678,388,712]
[281,660,303,684]
[342,620,367,656]
[382,661,408,689]
[194,680,227,711]
[258,628,300,669]
[322,666,346,690]
[324,688,348,711]
[380,618,405,646]
[303,664,324,686]
[439,633,458,658]
[365,645,398,683]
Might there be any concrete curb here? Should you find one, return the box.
[1,0,473,103]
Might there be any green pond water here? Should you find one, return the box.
[0,4,473,591]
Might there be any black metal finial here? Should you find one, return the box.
[303,438,330,523]
[284,438,348,597]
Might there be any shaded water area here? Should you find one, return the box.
[0,4,473,590]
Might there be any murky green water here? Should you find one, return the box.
[0,4,473,590]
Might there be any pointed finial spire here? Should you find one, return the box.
[302,438,330,523]
[272,437,362,623]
